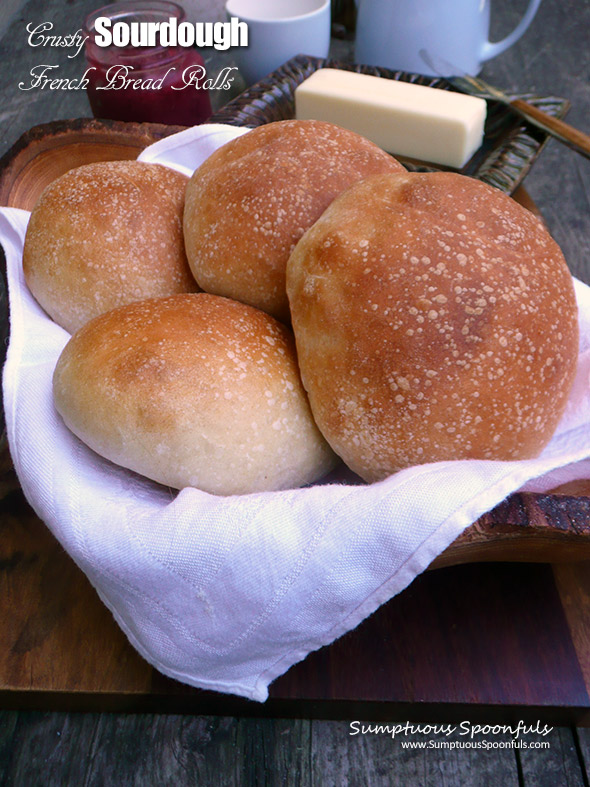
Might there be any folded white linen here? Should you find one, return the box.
[2,123,590,702]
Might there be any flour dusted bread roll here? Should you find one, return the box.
[53,293,336,495]
[24,160,198,333]
[287,171,579,482]
[183,119,405,323]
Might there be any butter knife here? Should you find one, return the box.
[420,51,590,160]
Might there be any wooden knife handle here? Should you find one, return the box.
[510,98,590,158]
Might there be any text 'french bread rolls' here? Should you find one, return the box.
[24,160,199,334]
[183,119,405,323]
[286,171,579,482]
[53,293,336,495]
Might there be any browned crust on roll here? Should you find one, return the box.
[183,119,405,323]
[23,160,198,334]
[287,171,579,482]
[53,293,336,495]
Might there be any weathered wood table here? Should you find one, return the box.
[2,0,590,783]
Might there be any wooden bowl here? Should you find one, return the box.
[1,117,589,569]
[0,118,184,211]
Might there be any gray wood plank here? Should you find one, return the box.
[0,0,28,40]
[6,712,586,787]
[0,0,97,157]
[0,709,18,780]
[311,720,522,786]
[80,714,242,786]
[517,727,586,787]
[483,0,590,286]
[570,727,590,784]
[0,711,101,786]
[0,712,245,786]
[0,712,315,786]
[236,718,311,786]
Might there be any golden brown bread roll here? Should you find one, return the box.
[183,119,405,323]
[286,171,579,482]
[24,160,198,333]
[53,293,336,495]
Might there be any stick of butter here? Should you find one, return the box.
[294,68,487,169]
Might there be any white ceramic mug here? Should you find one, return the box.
[225,0,331,86]
[354,0,543,76]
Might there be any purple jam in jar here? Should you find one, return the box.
[84,1,212,126]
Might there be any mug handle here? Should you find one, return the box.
[480,0,542,62]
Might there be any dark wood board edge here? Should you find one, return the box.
[1,690,589,726]
[553,561,590,702]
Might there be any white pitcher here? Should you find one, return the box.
[354,0,543,76]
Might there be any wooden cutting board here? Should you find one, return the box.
[2,118,590,722]
[3,488,590,724]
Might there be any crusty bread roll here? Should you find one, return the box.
[183,119,405,323]
[24,160,198,333]
[286,171,579,482]
[53,293,336,495]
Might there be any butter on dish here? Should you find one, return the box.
[294,68,487,169]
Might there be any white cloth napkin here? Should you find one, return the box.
[2,123,590,702]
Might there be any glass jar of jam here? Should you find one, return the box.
[83,1,212,126]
